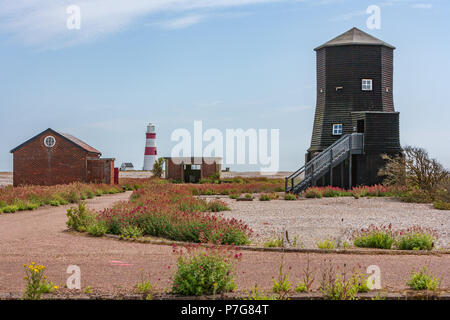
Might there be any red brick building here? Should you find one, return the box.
[164,157,221,183]
[10,128,115,187]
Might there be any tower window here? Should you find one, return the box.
[362,79,373,91]
[332,124,343,135]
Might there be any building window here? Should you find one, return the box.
[191,164,201,170]
[362,79,373,91]
[332,124,343,135]
[44,136,56,148]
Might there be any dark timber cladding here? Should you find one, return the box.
[305,27,401,188]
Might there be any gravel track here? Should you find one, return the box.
[209,196,450,249]
[0,192,448,296]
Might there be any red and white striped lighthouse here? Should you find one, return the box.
[143,123,157,171]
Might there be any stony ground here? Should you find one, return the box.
[0,172,12,187]
[207,196,450,249]
[0,192,448,297]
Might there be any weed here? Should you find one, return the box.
[246,285,278,300]
[272,256,291,299]
[23,262,56,300]
[317,239,336,249]
[406,267,440,291]
[172,245,240,296]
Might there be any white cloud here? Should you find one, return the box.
[158,14,205,30]
[331,9,366,22]
[412,3,432,9]
[0,0,284,48]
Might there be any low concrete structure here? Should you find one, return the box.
[164,157,221,183]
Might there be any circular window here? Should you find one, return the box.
[44,136,56,148]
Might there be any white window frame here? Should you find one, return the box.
[332,124,343,136]
[362,79,373,91]
[191,164,201,170]
[43,136,56,148]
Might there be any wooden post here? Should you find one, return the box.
[330,149,333,186]
[340,162,344,188]
[348,135,353,189]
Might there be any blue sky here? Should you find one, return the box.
[0,0,449,171]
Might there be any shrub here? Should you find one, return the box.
[400,188,433,203]
[49,200,60,206]
[2,205,19,213]
[284,194,297,200]
[407,267,440,291]
[352,224,437,250]
[259,194,271,201]
[352,224,396,249]
[379,147,449,204]
[86,220,108,237]
[172,245,240,296]
[120,225,144,238]
[305,188,322,198]
[207,200,230,212]
[396,227,435,250]
[77,182,252,245]
[229,194,239,199]
[66,202,95,232]
[317,239,336,249]
[433,200,450,210]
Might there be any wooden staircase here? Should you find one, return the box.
[285,133,364,194]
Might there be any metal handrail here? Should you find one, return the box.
[285,133,364,193]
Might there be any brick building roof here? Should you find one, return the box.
[10,128,102,155]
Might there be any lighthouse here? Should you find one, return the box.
[143,123,157,171]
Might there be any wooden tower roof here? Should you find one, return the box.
[315,27,395,51]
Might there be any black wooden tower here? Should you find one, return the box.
[286,28,401,193]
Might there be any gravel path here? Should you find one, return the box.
[0,192,448,296]
[209,196,450,249]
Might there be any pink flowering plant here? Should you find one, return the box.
[95,182,252,245]
[303,185,395,199]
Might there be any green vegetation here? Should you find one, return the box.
[316,239,336,249]
[406,267,440,291]
[172,245,239,296]
[151,158,165,178]
[23,262,58,300]
[0,182,124,214]
[352,224,436,250]
[284,194,297,200]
